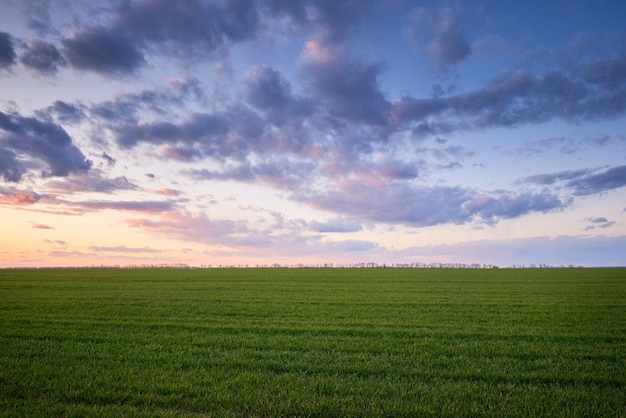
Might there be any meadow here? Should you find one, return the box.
[0,267,624,417]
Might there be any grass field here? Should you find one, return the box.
[0,268,624,417]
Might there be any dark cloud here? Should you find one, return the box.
[0,147,24,182]
[0,32,17,69]
[407,6,472,72]
[523,165,626,196]
[568,165,626,196]
[464,191,569,225]
[580,56,626,89]
[17,0,377,78]
[114,106,271,161]
[300,43,390,125]
[56,0,268,75]
[244,65,292,111]
[20,39,66,75]
[0,110,92,181]
[391,57,626,132]
[101,152,116,167]
[62,26,145,75]
[46,101,84,124]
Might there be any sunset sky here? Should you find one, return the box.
[1,0,625,267]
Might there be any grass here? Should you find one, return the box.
[0,267,624,416]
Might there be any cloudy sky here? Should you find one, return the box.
[1,0,625,267]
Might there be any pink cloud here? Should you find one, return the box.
[0,187,42,206]
[32,223,54,229]
[152,187,182,197]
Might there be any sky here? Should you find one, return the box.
[1,0,625,268]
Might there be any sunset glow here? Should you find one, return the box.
[1,1,625,267]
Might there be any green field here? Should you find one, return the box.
[0,268,624,417]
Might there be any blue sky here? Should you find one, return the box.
[1,0,625,267]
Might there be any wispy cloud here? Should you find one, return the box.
[523,165,626,196]
[88,245,162,254]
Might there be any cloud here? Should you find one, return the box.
[185,157,314,190]
[299,181,567,228]
[0,187,42,205]
[375,156,419,180]
[463,191,570,225]
[517,136,579,156]
[589,217,608,223]
[0,32,17,69]
[243,64,292,110]
[523,168,594,186]
[567,165,626,196]
[0,110,92,182]
[20,39,66,75]
[32,222,53,229]
[579,56,626,89]
[300,42,390,125]
[125,211,246,246]
[390,57,626,132]
[407,6,472,72]
[517,135,614,157]
[309,218,362,233]
[101,152,116,167]
[45,101,85,124]
[398,235,626,267]
[524,165,626,196]
[19,0,55,35]
[123,208,378,260]
[243,64,315,125]
[88,81,201,125]
[77,199,174,213]
[115,112,231,149]
[321,239,377,252]
[62,26,145,75]
[44,239,66,246]
[152,188,182,197]
[0,147,23,182]
[584,217,615,231]
[44,169,138,194]
[87,245,161,254]
[54,0,272,75]
[267,0,376,43]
